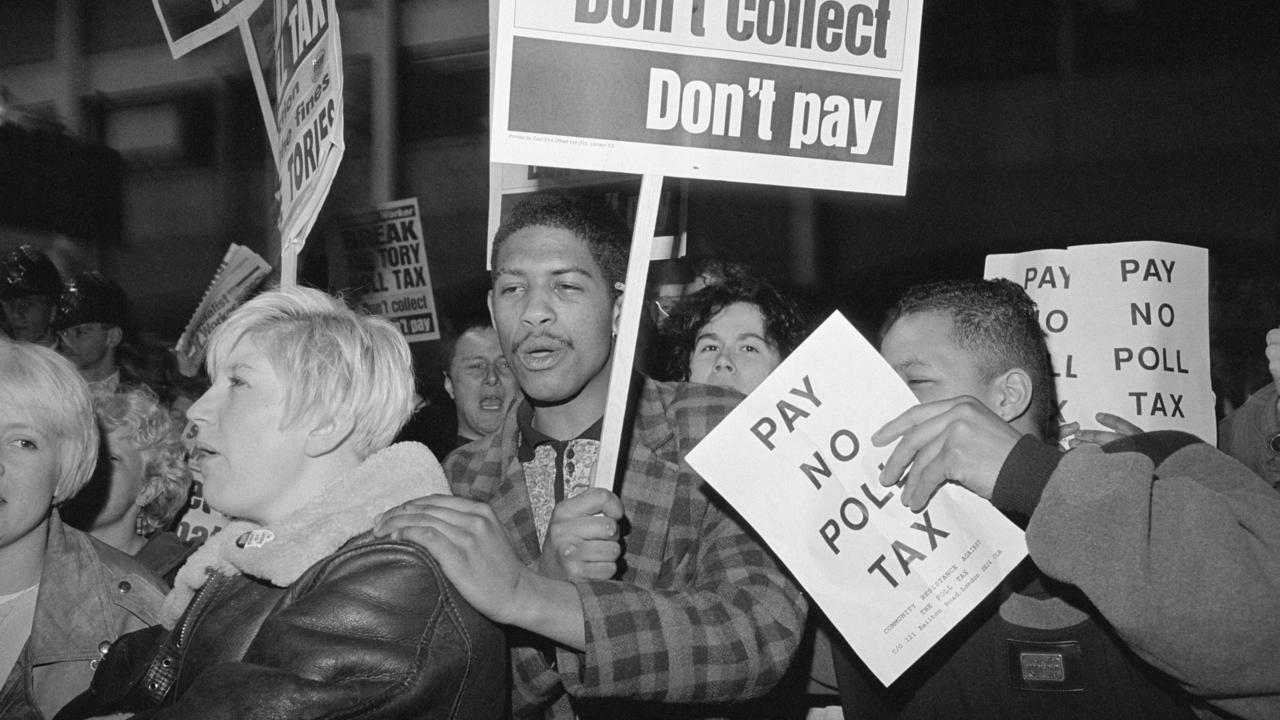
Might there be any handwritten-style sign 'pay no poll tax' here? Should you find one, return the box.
[687,312,1028,685]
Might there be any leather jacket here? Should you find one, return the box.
[56,533,506,720]
[0,515,166,720]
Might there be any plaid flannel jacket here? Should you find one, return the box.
[445,379,808,719]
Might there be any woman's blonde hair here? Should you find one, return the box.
[95,385,192,535]
[0,339,98,501]
[204,286,415,458]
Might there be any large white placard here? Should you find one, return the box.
[686,312,1028,685]
[985,241,1215,444]
[491,0,924,195]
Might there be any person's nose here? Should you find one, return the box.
[482,362,500,386]
[714,349,735,373]
[186,387,217,428]
[520,285,555,327]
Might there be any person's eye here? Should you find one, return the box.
[555,282,582,293]
[697,343,719,353]
[497,282,524,296]
[228,375,247,388]
[13,438,38,450]
[906,378,932,386]
[742,344,760,354]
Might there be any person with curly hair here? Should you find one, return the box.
[61,386,194,585]
[662,276,810,394]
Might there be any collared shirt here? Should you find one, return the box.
[515,400,603,545]
[445,379,807,719]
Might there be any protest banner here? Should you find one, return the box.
[985,241,1215,443]
[173,243,271,376]
[150,0,346,284]
[686,312,1028,686]
[273,0,345,264]
[335,198,442,343]
[491,0,923,195]
[152,0,264,58]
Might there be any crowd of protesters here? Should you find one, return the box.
[1,191,1278,720]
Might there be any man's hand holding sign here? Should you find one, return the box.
[874,397,1024,512]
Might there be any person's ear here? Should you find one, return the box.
[105,325,123,350]
[443,372,456,401]
[304,412,356,457]
[987,367,1034,425]
[611,289,624,338]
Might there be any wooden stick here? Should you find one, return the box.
[593,173,664,490]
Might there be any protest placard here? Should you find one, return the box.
[336,198,441,343]
[273,0,345,256]
[152,0,264,58]
[985,241,1214,443]
[686,312,1028,686]
[173,243,271,376]
[491,0,923,195]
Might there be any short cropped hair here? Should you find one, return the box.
[0,339,98,501]
[205,286,415,458]
[491,194,630,298]
[880,278,1057,439]
[95,385,193,535]
[663,277,809,381]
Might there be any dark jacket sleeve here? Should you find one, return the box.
[1022,431,1280,720]
[141,541,504,720]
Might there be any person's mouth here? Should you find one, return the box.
[189,443,219,463]
[515,336,570,371]
[478,395,504,411]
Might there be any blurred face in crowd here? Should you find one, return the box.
[445,326,518,441]
[879,310,997,407]
[0,404,60,561]
[58,323,121,375]
[489,225,619,411]
[687,301,783,395]
[2,295,54,344]
[186,339,310,524]
[92,428,148,532]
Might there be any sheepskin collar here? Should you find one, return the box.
[160,442,446,627]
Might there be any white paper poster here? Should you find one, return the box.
[985,241,1214,444]
[687,312,1028,685]
[491,0,924,194]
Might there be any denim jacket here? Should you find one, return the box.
[0,515,166,719]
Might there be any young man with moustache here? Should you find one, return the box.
[833,278,1279,720]
[378,194,806,719]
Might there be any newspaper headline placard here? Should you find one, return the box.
[491,0,924,194]
[274,0,345,252]
[152,0,264,58]
[336,198,441,343]
[985,241,1214,444]
[173,243,271,376]
[686,312,1028,685]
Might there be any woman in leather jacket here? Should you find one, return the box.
[56,287,506,720]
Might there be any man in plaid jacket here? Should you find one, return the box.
[377,194,807,719]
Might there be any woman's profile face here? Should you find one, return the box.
[186,339,311,524]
